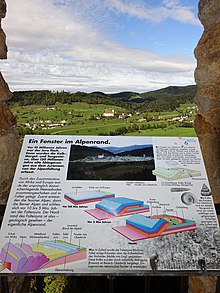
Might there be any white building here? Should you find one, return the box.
[103,109,115,117]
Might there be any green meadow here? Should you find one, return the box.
[11,102,197,137]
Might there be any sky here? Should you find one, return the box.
[1,0,202,93]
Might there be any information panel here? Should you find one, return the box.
[0,135,219,274]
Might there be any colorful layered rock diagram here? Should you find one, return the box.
[152,167,201,181]
[0,240,86,273]
[113,214,196,242]
[85,197,149,220]
[64,190,115,205]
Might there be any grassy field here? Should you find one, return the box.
[44,123,196,136]
[124,127,196,137]
[12,103,129,123]
[11,102,197,137]
[49,121,127,135]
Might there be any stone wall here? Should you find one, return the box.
[0,0,20,204]
[0,0,219,292]
[190,1,220,292]
[0,3,26,293]
[194,0,220,203]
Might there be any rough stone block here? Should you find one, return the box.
[0,130,20,204]
[0,72,12,101]
[0,103,16,133]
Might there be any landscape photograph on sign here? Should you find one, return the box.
[66,144,156,181]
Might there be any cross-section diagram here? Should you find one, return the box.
[85,197,149,220]
[64,190,115,205]
[113,214,196,242]
[0,240,86,273]
[152,167,201,181]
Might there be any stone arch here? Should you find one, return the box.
[0,1,219,292]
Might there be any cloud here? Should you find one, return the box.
[162,0,200,25]
[4,0,101,52]
[1,0,197,93]
[162,0,180,8]
[105,0,200,26]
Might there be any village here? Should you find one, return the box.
[19,104,197,134]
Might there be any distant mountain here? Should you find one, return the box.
[141,85,196,96]
[69,144,154,161]
[140,85,197,111]
[107,85,196,103]
[11,84,197,112]
[69,145,112,161]
[102,144,152,154]
[89,92,108,98]
[119,146,154,157]
[109,91,139,102]
[104,85,197,111]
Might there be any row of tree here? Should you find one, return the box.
[10,90,130,109]
[98,122,168,136]
[10,89,196,113]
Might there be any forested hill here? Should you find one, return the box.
[10,85,197,112]
[108,85,197,110]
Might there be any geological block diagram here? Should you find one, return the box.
[0,240,86,273]
[64,190,115,205]
[152,167,201,181]
[85,197,150,220]
[113,214,197,242]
